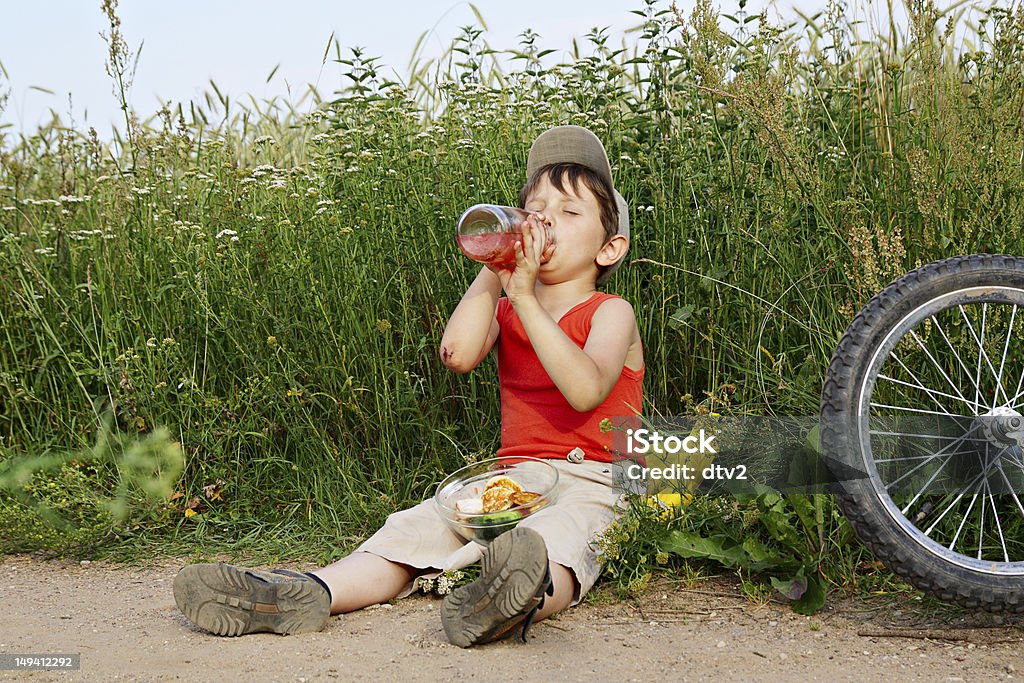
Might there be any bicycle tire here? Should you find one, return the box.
[821,254,1024,611]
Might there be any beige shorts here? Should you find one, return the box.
[355,459,626,605]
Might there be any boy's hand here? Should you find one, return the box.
[487,213,553,303]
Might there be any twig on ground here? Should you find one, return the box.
[857,627,1024,645]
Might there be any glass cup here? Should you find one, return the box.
[456,204,553,268]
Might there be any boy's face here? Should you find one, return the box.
[523,173,612,285]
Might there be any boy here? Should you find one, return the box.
[173,125,644,647]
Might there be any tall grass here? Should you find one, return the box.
[1,0,1023,565]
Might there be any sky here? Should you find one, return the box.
[0,0,946,139]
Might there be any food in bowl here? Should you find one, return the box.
[435,457,558,544]
[459,474,542,516]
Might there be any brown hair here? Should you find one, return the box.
[518,163,619,243]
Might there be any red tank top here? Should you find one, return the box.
[494,292,645,463]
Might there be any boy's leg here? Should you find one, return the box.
[175,497,469,637]
[310,551,418,614]
[532,561,575,622]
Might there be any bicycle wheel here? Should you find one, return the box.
[821,254,1024,611]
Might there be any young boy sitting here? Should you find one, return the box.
[173,125,645,647]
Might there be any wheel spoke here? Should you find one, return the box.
[977,304,987,412]
[907,330,975,413]
[869,402,972,419]
[959,303,1008,408]
[930,313,986,412]
[869,429,983,442]
[1010,364,1024,411]
[978,470,989,561]
[923,468,988,536]
[882,433,970,491]
[993,304,1017,408]
[877,370,978,415]
[900,449,956,515]
[949,482,983,552]
[995,461,1024,516]
[874,448,977,464]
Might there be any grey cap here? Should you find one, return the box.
[526,125,629,286]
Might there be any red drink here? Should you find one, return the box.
[458,232,521,267]
[456,204,553,268]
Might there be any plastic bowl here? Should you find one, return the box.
[435,457,558,545]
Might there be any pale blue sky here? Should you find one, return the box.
[0,0,941,138]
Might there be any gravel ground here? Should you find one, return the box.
[2,554,1023,682]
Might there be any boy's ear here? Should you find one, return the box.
[596,234,629,269]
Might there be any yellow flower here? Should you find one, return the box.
[647,492,692,520]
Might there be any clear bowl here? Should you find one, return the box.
[435,456,559,545]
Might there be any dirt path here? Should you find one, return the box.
[2,554,1023,682]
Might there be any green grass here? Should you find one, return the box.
[1,0,1023,609]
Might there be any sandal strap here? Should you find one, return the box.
[518,565,553,643]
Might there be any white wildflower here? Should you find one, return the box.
[215,229,238,239]
[433,569,464,595]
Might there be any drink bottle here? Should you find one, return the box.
[456,204,553,268]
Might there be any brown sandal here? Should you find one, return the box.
[173,562,331,636]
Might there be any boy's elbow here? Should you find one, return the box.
[439,344,475,374]
[569,398,601,412]
[567,386,608,412]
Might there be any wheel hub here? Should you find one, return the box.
[974,406,1024,449]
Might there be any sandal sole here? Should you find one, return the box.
[173,563,330,636]
[441,527,548,647]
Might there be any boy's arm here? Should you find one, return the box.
[439,267,502,374]
[514,296,637,412]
